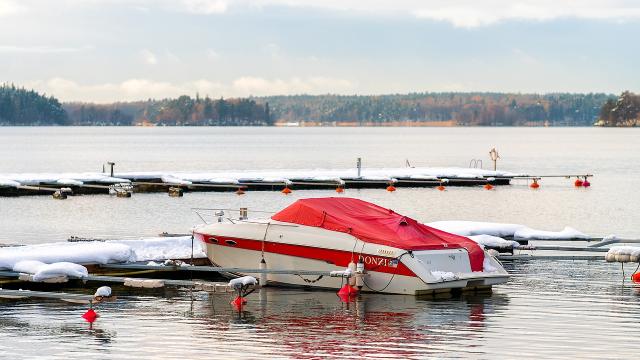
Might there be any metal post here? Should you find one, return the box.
[489,148,499,171]
[107,162,115,177]
[357,157,362,178]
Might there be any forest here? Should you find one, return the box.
[263,93,612,126]
[598,91,639,127]
[0,84,67,125]
[0,84,626,126]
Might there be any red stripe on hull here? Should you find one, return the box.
[196,233,417,277]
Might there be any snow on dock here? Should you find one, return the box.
[0,236,204,272]
[0,166,519,197]
[428,221,590,240]
[605,246,640,263]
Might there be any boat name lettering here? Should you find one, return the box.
[358,255,398,268]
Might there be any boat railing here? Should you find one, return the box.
[192,207,276,225]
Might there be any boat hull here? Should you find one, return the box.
[203,241,507,295]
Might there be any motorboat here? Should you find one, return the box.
[193,197,509,295]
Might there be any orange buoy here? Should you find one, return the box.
[582,179,591,187]
[632,272,640,283]
[574,178,583,187]
[530,179,540,189]
[281,187,292,194]
[437,185,446,191]
[235,188,245,195]
[386,185,396,192]
[483,183,494,190]
[336,186,344,193]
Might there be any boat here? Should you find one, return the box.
[193,197,509,295]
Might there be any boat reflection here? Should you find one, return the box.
[197,288,510,358]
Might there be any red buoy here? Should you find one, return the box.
[336,186,344,193]
[437,185,446,191]
[337,284,358,302]
[386,185,396,192]
[231,296,247,310]
[582,179,591,187]
[281,187,292,195]
[574,179,583,187]
[484,183,494,190]
[632,272,640,283]
[235,188,245,195]
[82,309,99,323]
[530,179,540,189]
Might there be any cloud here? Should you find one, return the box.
[178,0,227,14]
[232,76,355,96]
[410,0,640,27]
[206,49,220,60]
[140,49,158,65]
[0,0,25,17]
[512,48,539,65]
[18,0,640,27]
[28,76,354,102]
[0,45,87,53]
[244,0,640,28]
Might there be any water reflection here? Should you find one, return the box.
[192,289,509,358]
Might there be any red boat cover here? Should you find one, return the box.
[271,197,484,272]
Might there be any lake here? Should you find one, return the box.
[0,126,639,358]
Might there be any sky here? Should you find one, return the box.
[1,0,639,102]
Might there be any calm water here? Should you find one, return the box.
[1,127,639,358]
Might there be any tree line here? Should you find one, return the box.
[0,84,630,126]
[0,84,67,125]
[263,93,613,126]
[598,91,639,127]
[64,95,272,126]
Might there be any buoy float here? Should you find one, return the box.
[530,179,540,189]
[82,308,98,323]
[574,178,583,187]
[231,296,247,310]
[337,284,359,302]
[336,186,344,193]
[483,183,494,190]
[235,188,245,195]
[386,185,396,192]
[582,179,591,187]
[281,187,292,195]
[632,272,640,283]
[437,185,446,191]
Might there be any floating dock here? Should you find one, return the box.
[0,163,593,198]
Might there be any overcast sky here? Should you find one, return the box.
[1,0,639,102]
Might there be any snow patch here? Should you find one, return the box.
[605,246,640,263]
[0,178,21,187]
[0,236,205,270]
[431,271,458,282]
[468,234,519,249]
[56,178,83,186]
[12,260,88,281]
[428,221,589,240]
[483,257,498,272]
[229,276,257,288]
[94,286,112,297]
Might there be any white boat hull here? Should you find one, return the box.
[204,240,508,295]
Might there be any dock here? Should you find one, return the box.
[0,162,593,198]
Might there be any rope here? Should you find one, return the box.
[260,223,271,260]
[296,274,324,284]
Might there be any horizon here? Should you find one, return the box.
[2,0,640,102]
[0,82,622,104]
